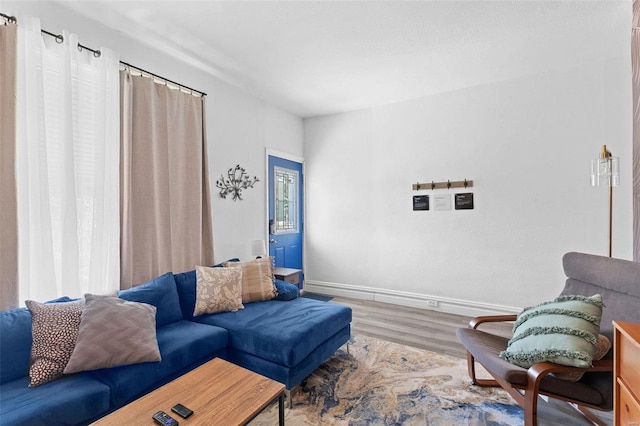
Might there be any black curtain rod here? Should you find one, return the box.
[1,12,206,97]
[40,28,102,58]
[121,61,206,97]
[1,12,16,23]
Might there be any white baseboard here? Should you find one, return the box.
[304,280,521,318]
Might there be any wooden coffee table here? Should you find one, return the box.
[92,358,285,425]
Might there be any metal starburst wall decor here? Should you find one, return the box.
[216,165,259,201]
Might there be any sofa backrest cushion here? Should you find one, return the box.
[174,269,197,321]
[0,307,33,384]
[562,252,640,342]
[119,272,182,328]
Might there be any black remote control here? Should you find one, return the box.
[152,411,179,426]
[171,403,194,419]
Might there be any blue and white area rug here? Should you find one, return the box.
[251,334,523,425]
[252,335,610,425]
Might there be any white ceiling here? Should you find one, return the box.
[56,1,623,118]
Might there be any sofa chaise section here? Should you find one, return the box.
[195,297,352,389]
[174,268,353,390]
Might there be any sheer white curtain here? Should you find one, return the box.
[15,16,120,302]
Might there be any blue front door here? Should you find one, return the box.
[268,155,303,273]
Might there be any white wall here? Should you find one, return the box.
[304,49,632,315]
[6,2,633,314]
[4,1,304,265]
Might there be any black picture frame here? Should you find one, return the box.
[413,195,429,211]
[455,193,474,210]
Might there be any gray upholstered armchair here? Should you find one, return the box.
[456,252,640,426]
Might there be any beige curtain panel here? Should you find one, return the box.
[633,0,640,262]
[120,71,214,289]
[0,23,18,310]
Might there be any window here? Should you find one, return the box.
[274,166,299,233]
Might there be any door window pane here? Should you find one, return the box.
[274,166,298,233]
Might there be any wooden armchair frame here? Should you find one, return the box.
[465,314,613,426]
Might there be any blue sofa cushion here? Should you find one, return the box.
[228,325,351,389]
[45,296,78,303]
[174,270,198,321]
[0,307,33,384]
[88,320,228,407]
[0,374,111,426]
[274,279,299,301]
[194,298,352,367]
[119,272,182,328]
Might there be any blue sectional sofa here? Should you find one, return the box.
[0,268,352,425]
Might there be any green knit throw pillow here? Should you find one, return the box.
[499,294,603,368]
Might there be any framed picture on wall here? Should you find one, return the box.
[455,193,474,210]
[433,194,451,211]
[413,195,429,211]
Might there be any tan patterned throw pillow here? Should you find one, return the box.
[223,258,277,303]
[26,299,84,387]
[193,266,244,316]
[63,294,161,374]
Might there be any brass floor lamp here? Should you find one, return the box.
[591,145,620,257]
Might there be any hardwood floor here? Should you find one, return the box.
[330,295,513,359]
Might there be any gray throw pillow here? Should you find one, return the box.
[63,294,161,374]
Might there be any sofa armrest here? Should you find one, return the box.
[469,314,518,329]
[527,358,613,382]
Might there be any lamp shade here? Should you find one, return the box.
[251,240,267,257]
[590,144,619,258]
[590,145,619,187]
